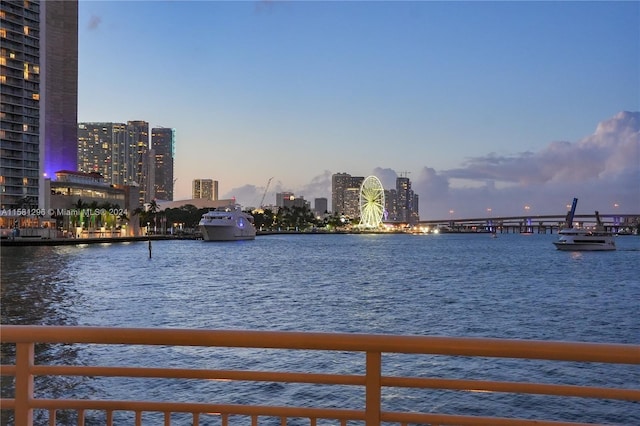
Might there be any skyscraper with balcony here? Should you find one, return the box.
[151,127,175,201]
[0,0,78,210]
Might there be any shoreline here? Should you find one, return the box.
[0,235,182,247]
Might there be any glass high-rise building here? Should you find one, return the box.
[77,122,130,185]
[127,120,150,203]
[151,127,175,201]
[1,0,78,210]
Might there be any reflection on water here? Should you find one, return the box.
[1,235,639,425]
[1,247,86,425]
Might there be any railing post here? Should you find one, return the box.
[365,351,381,426]
[15,342,34,426]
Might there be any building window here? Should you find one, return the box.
[32,93,39,100]
[23,26,29,36]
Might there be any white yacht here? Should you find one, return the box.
[198,205,256,241]
[553,199,616,251]
[553,228,616,251]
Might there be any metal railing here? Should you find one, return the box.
[1,325,639,425]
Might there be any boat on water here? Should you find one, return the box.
[198,205,256,241]
[553,198,616,251]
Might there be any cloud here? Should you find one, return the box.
[87,15,102,31]
[429,111,640,218]
[371,168,398,190]
[297,170,333,202]
[445,111,639,188]
[222,184,260,207]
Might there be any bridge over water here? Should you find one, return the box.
[418,213,639,234]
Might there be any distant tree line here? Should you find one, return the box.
[135,204,348,234]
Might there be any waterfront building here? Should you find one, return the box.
[49,170,140,237]
[314,197,328,216]
[127,120,151,204]
[77,121,159,205]
[331,172,363,218]
[384,189,397,221]
[276,192,308,209]
[0,0,78,211]
[77,122,130,185]
[398,180,419,224]
[192,179,217,200]
[40,0,78,185]
[151,127,175,201]
[383,177,419,224]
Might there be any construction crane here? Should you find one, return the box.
[260,177,273,208]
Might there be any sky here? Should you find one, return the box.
[77,0,639,219]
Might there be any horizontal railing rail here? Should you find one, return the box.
[1,325,639,425]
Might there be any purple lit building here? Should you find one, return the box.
[40,0,78,183]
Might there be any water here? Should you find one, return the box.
[1,233,639,425]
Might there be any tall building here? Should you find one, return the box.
[314,197,328,216]
[1,0,78,210]
[40,0,78,182]
[331,172,363,217]
[151,127,175,201]
[193,179,216,200]
[276,192,308,209]
[127,120,150,203]
[77,122,129,185]
[396,176,411,222]
[384,176,419,224]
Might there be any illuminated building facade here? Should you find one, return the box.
[0,0,77,210]
[193,179,217,201]
[276,192,308,209]
[40,0,78,183]
[385,177,419,224]
[151,127,175,201]
[127,120,150,204]
[77,122,130,185]
[331,172,363,217]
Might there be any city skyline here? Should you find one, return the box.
[77,1,639,219]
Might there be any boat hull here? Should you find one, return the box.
[553,231,616,251]
[553,241,616,251]
[200,224,255,241]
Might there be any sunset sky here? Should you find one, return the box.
[77,1,639,219]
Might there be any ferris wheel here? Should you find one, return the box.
[359,176,385,228]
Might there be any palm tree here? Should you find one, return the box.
[148,199,159,233]
[71,199,88,234]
